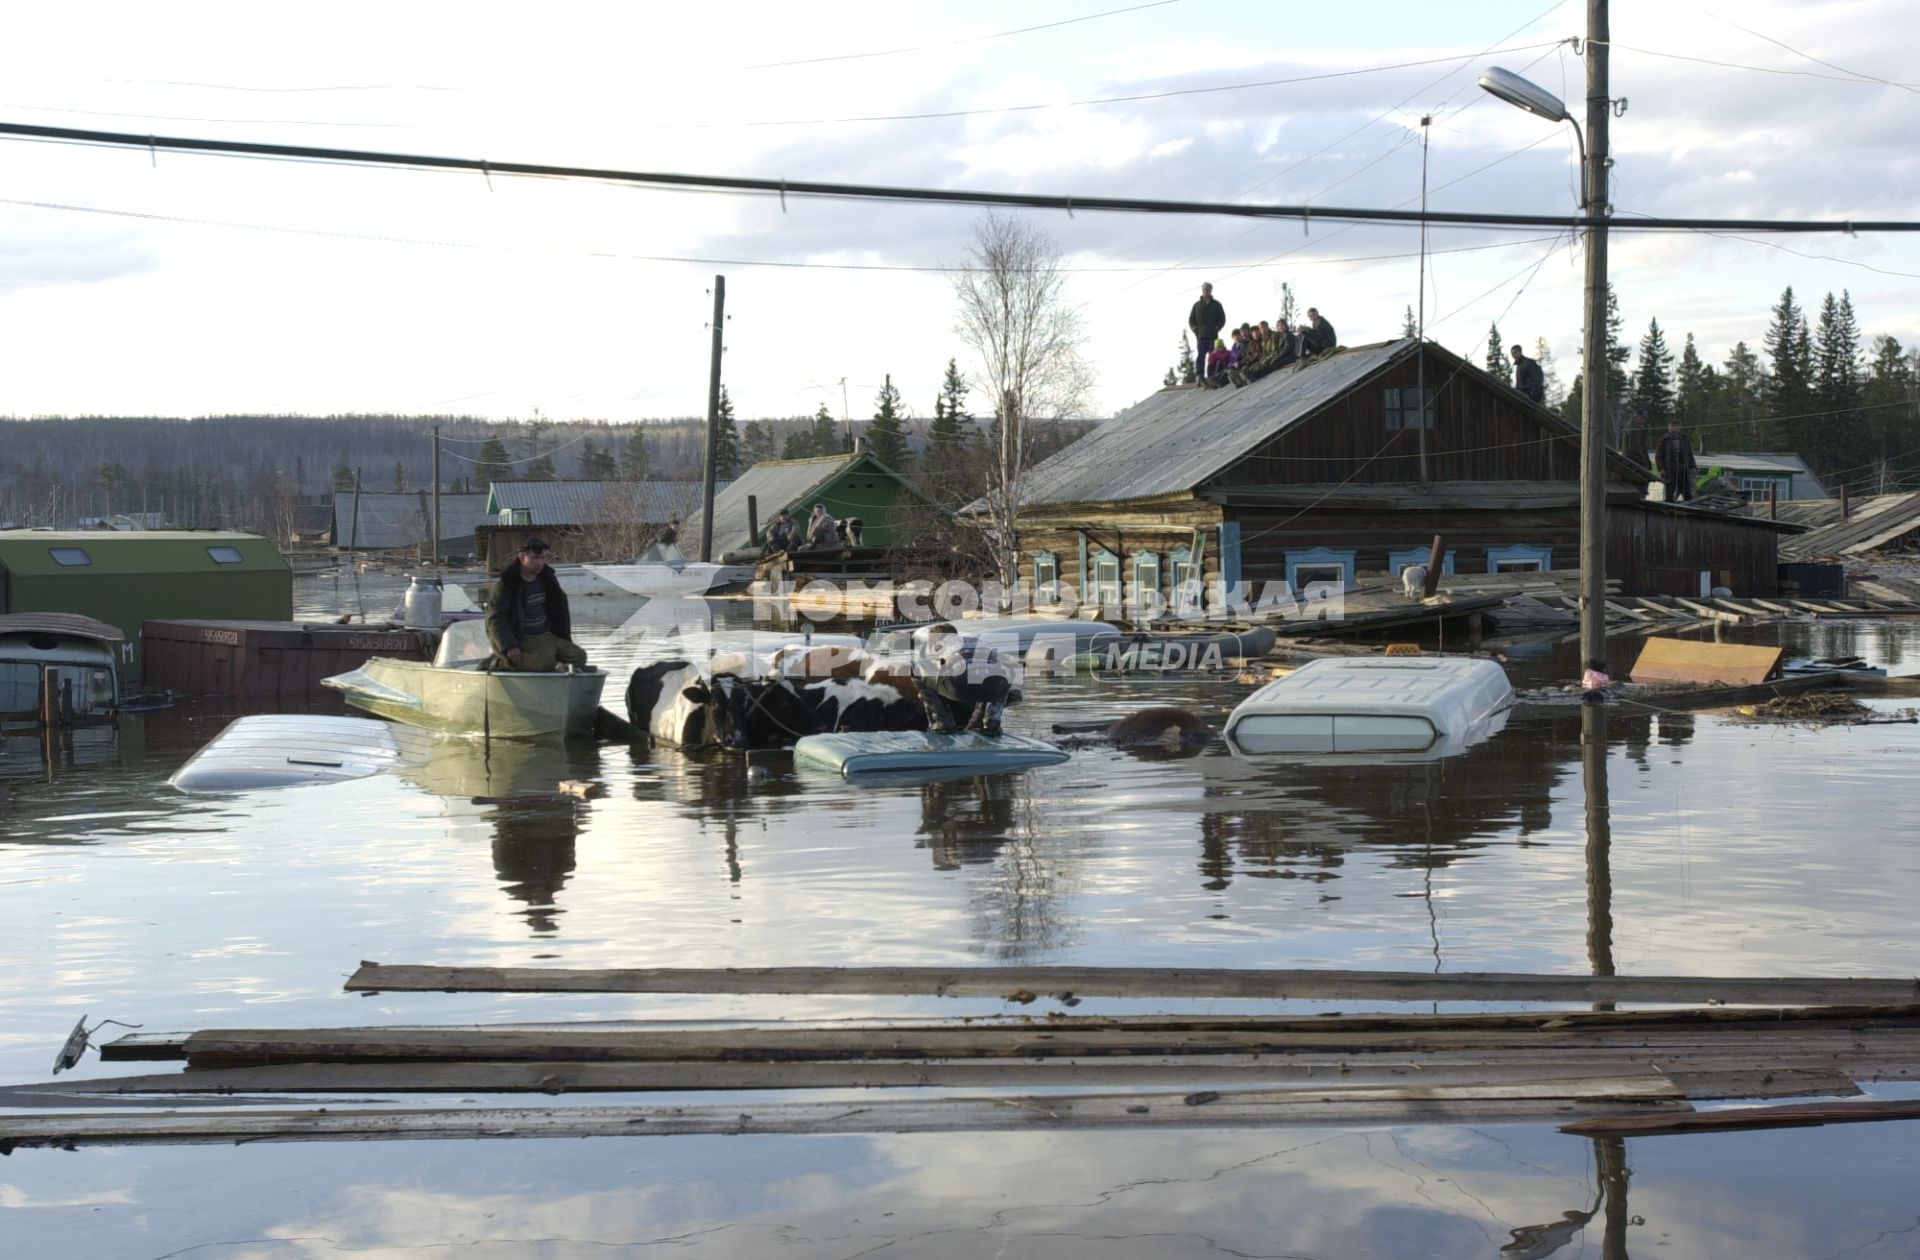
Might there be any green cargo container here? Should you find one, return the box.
[0,532,292,682]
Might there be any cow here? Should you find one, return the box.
[626,660,929,749]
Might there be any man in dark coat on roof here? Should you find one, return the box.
[1188,282,1225,380]
[1510,342,1546,404]
[1299,307,1337,359]
[485,536,587,671]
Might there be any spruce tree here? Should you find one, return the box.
[740,420,776,468]
[475,436,512,485]
[711,386,742,479]
[1718,342,1768,447]
[581,440,619,479]
[1674,334,1709,432]
[807,403,838,457]
[391,461,408,492]
[1485,323,1511,385]
[1814,290,1864,473]
[1766,290,1814,453]
[781,424,812,460]
[1175,336,1196,385]
[1863,335,1913,478]
[577,438,600,478]
[330,458,354,493]
[1603,284,1631,408]
[1403,305,1418,339]
[864,375,910,468]
[1629,318,1675,425]
[525,455,557,480]
[939,358,972,423]
[1163,366,1177,387]
[618,432,650,480]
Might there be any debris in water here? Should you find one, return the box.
[1004,989,1037,1005]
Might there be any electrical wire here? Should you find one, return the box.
[0,195,1566,274]
[8,121,1917,234]
[1596,39,1920,93]
[742,0,1182,70]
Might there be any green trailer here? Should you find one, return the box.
[0,532,292,682]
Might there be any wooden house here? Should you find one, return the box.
[990,338,1793,604]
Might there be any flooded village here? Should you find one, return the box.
[7,5,1920,1258]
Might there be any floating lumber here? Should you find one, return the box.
[1630,637,1783,686]
[344,963,1920,1006]
[1562,1097,1920,1138]
[163,1006,1920,1069]
[0,1058,1868,1106]
[0,1078,1692,1149]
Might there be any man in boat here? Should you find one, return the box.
[485,536,588,672]
[913,621,1012,737]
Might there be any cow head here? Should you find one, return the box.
[698,673,821,749]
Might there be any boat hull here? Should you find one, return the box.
[325,658,607,740]
[582,562,754,597]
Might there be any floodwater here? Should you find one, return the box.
[4,570,1920,1258]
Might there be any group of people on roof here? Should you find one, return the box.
[765,503,864,555]
[1186,283,1337,389]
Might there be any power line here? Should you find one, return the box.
[743,0,1183,70]
[9,120,1919,234]
[0,195,1561,273]
[1597,40,1920,91]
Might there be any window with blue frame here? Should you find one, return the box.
[1090,549,1122,607]
[1168,547,1201,615]
[1387,546,1455,576]
[1130,551,1161,612]
[1285,546,1356,592]
[1032,550,1058,597]
[1486,543,1552,573]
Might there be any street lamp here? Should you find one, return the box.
[1480,63,1611,691]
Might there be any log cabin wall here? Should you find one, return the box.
[1609,504,1782,596]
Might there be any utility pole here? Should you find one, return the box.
[431,425,442,569]
[1580,0,1612,686]
[1416,114,1431,485]
[699,275,726,563]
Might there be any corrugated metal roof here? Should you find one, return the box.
[1779,491,1920,559]
[1016,342,1418,507]
[484,479,723,526]
[333,493,489,550]
[700,456,859,555]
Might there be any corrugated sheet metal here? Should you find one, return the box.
[333,493,489,550]
[702,456,856,554]
[485,480,723,526]
[1779,491,1920,559]
[1010,341,1415,508]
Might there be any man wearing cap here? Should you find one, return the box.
[485,536,587,671]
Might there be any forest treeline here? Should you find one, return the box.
[0,358,1086,533]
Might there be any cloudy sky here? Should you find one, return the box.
[0,0,1914,425]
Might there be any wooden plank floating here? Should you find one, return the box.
[0,1058,1873,1105]
[1562,1097,1920,1138]
[1629,637,1783,686]
[343,963,1920,1006]
[172,1009,1920,1069]
[0,1078,1691,1149]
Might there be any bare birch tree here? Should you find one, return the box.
[951,212,1091,591]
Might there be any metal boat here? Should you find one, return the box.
[581,543,753,598]
[322,621,606,740]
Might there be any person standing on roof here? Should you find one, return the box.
[1299,308,1337,360]
[485,536,588,672]
[1188,283,1226,380]
[1655,418,1699,503]
[1622,411,1651,470]
[1510,343,1546,404]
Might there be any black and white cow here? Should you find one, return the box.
[625,660,927,749]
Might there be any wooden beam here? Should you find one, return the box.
[344,964,1920,1007]
[1561,1096,1920,1138]
[0,1079,1691,1148]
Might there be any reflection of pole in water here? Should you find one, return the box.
[1597,1135,1632,1260]
[1499,1136,1632,1259]
[1582,704,1615,1006]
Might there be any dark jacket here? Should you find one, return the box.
[1623,423,1650,468]
[1655,432,1698,482]
[485,560,572,656]
[766,518,801,552]
[1301,316,1337,355]
[1188,296,1226,341]
[1513,354,1545,403]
